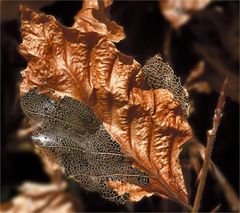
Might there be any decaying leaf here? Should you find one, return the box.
[142,54,190,115]
[19,1,192,207]
[21,90,150,203]
[107,180,153,202]
[0,134,82,213]
[0,182,80,213]
[184,61,211,94]
[73,0,125,42]
[160,0,211,29]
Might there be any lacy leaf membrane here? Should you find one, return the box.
[21,90,149,203]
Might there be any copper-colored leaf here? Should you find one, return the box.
[74,0,125,42]
[82,0,112,9]
[107,180,153,202]
[19,2,192,207]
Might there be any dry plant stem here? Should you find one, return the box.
[176,200,192,211]
[211,162,240,211]
[191,138,239,211]
[192,77,229,212]
[210,204,221,213]
[163,25,173,65]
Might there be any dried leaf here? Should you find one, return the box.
[74,0,125,42]
[107,180,154,202]
[184,61,205,87]
[19,3,192,206]
[160,0,211,29]
[184,61,211,94]
[142,54,190,115]
[82,0,112,10]
[0,182,81,213]
[21,91,150,203]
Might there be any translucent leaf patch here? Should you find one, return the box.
[21,90,149,203]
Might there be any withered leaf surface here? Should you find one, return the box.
[74,0,125,42]
[19,4,192,206]
[21,90,150,203]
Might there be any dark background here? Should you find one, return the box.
[1,1,239,212]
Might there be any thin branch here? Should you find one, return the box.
[163,25,173,65]
[210,204,221,213]
[190,139,239,211]
[192,77,229,212]
[211,161,240,211]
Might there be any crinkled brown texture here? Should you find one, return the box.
[19,4,192,205]
[74,0,125,42]
[107,180,153,202]
[82,0,112,9]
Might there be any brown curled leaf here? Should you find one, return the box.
[82,0,112,10]
[19,3,192,206]
[0,182,81,213]
[74,0,125,42]
[160,0,211,29]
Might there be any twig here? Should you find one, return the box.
[192,77,229,212]
[163,25,173,65]
[190,139,239,211]
[210,204,221,213]
[211,162,240,211]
